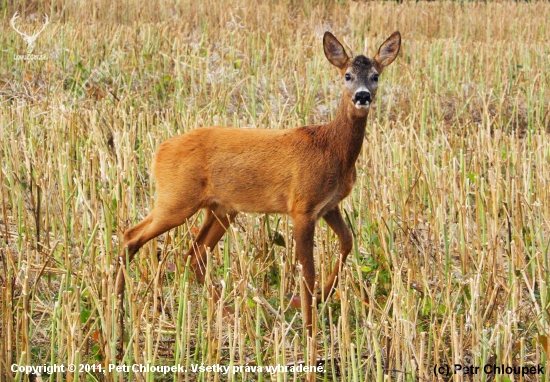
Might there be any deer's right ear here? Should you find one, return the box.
[323,32,350,72]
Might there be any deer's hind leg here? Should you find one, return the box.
[117,203,200,298]
[183,207,238,305]
[117,201,200,357]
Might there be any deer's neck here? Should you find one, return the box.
[324,98,368,169]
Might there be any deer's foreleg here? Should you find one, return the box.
[292,214,317,338]
[320,206,353,301]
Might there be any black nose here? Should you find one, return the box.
[355,91,371,104]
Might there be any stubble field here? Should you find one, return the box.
[1,0,549,381]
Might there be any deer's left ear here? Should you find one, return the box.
[374,31,401,71]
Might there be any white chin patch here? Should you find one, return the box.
[354,101,370,110]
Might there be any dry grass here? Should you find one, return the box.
[1,0,549,381]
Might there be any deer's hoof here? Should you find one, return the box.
[223,304,235,317]
[289,294,302,309]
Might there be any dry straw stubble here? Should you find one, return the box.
[1,0,549,381]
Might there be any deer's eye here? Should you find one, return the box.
[345,73,351,81]
[372,74,379,82]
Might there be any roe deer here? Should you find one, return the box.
[117,31,401,344]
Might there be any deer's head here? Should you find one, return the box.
[10,12,50,55]
[323,31,401,114]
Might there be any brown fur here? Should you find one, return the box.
[117,31,401,345]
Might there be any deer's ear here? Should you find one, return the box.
[374,31,401,70]
[323,32,350,72]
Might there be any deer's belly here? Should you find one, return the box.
[312,179,356,218]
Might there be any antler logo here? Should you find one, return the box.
[10,12,49,55]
